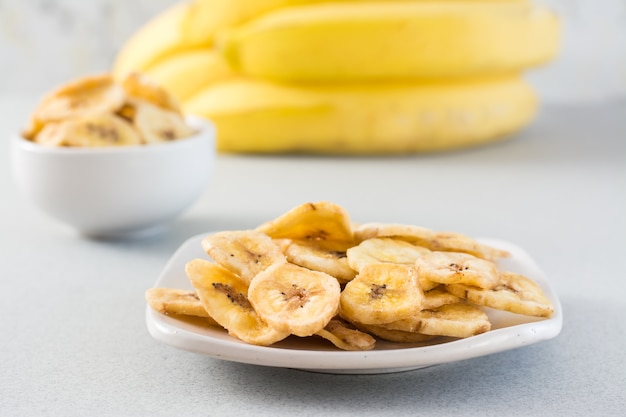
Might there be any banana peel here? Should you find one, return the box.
[220,2,560,81]
[144,49,233,102]
[184,76,537,154]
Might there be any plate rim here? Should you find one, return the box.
[146,232,563,373]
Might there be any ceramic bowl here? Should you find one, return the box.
[11,116,215,239]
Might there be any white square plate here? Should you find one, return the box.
[146,233,562,374]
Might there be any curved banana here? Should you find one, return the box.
[113,3,199,78]
[220,2,560,81]
[184,75,537,154]
[144,49,233,102]
[113,0,372,78]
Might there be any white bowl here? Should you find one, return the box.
[11,116,215,240]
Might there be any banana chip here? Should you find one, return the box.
[347,237,436,290]
[351,322,437,344]
[201,230,286,284]
[132,100,196,144]
[415,251,500,289]
[145,287,218,326]
[35,113,142,147]
[248,262,341,337]
[186,258,290,346]
[315,319,376,351]
[384,303,491,338]
[354,223,509,260]
[282,239,357,283]
[422,286,462,310]
[121,71,181,113]
[256,201,354,242]
[340,263,424,325]
[447,272,554,318]
[32,74,126,125]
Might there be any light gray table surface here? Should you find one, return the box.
[1,96,625,416]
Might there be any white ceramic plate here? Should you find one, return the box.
[146,233,563,374]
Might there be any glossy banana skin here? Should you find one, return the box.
[184,76,537,154]
[222,2,559,81]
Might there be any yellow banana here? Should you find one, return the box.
[113,0,368,78]
[221,2,559,81]
[144,50,233,102]
[184,75,537,154]
[113,3,198,78]
[173,0,521,50]
[185,0,337,46]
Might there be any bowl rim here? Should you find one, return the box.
[13,115,214,155]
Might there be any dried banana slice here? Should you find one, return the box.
[248,262,341,337]
[34,113,142,147]
[132,100,195,144]
[339,263,424,325]
[415,251,500,289]
[346,237,436,290]
[422,286,462,310]
[351,322,437,344]
[30,74,126,130]
[256,201,354,242]
[447,272,554,317]
[354,223,509,260]
[428,231,510,261]
[185,258,290,346]
[22,116,46,141]
[282,239,357,283]
[145,287,219,326]
[385,303,491,338]
[315,318,376,351]
[121,72,180,113]
[347,237,431,271]
[354,223,434,242]
[201,230,286,285]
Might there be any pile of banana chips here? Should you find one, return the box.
[23,73,194,147]
[146,201,554,351]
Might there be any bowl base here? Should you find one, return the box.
[80,224,167,241]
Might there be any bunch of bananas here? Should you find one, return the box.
[113,0,560,154]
